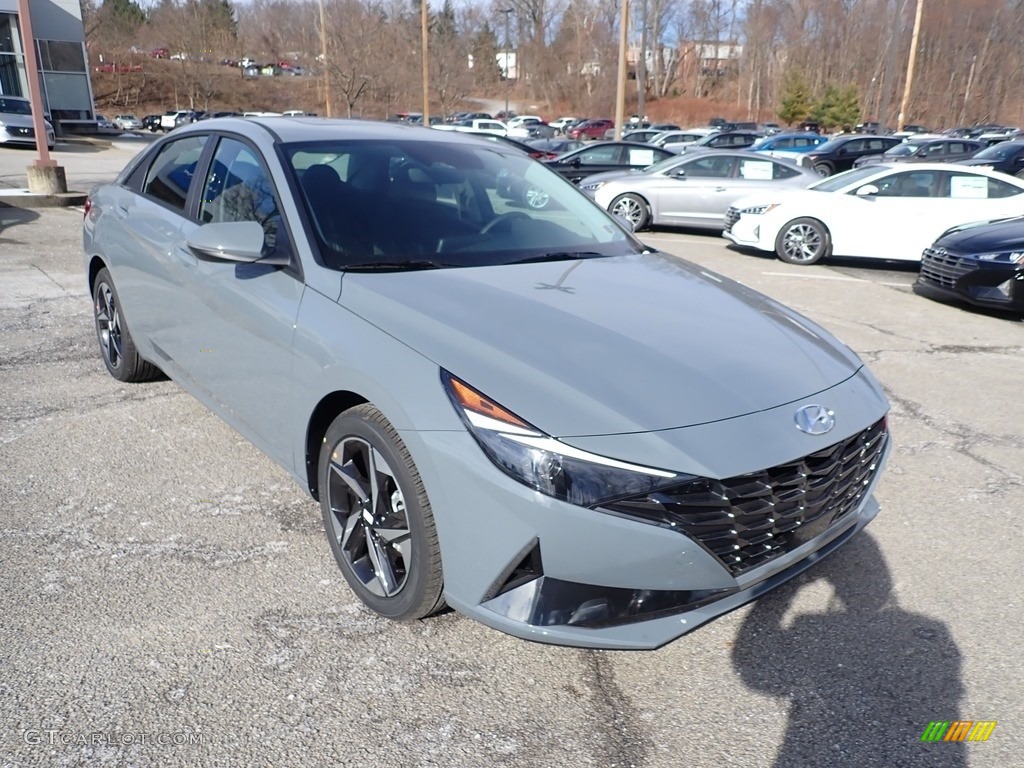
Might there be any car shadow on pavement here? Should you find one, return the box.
[732,532,967,767]
[0,202,40,238]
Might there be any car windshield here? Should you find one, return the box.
[808,166,882,192]
[0,97,32,115]
[284,138,640,270]
[885,144,919,156]
[973,142,1022,160]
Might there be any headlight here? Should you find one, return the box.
[975,251,1024,264]
[442,371,686,507]
[580,181,604,191]
[740,204,779,215]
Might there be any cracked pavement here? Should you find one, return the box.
[1,147,1022,767]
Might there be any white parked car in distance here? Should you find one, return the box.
[724,163,1024,264]
[112,114,143,131]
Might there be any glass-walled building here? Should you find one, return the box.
[0,0,94,128]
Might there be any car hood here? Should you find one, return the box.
[731,187,812,210]
[0,112,51,130]
[936,215,1024,251]
[581,169,648,186]
[341,254,862,437]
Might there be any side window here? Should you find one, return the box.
[687,156,735,178]
[844,139,865,153]
[777,138,794,149]
[199,137,280,248]
[876,170,936,197]
[578,145,622,164]
[627,146,659,167]
[142,135,207,212]
[771,162,800,179]
[924,143,945,156]
[986,176,1024,199]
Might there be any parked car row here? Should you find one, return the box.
[480,122,1024,316]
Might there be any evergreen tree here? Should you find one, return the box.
[777,73,812,126]
[98,0,146,37]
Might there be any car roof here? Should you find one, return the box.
[174,116,508,146]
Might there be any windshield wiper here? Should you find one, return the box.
[507,251,607,265]
[342,259,452,272]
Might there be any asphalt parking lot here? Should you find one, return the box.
[1,142,1022,767]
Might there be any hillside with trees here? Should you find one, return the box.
[84,0,1024,130]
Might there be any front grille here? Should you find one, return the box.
[919,247,977,289]
[604,419,888,576]
[724,207,740,233]
[11,127,34,137]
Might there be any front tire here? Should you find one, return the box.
[92,267,161,382]
[813,162,833,177]
[319,404,445,620]
[775,217,831,265]
[610,193,651,230]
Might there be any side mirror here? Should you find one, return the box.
[571,157,582,167]
[670,167,687,178]
[188,221,276,263]
[856,184,880,196]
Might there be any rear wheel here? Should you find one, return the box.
[610,193,651,231]
[319,404,445,620]
[775,218,831,265]
[91,268,161,382]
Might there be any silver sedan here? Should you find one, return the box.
[580,150,820,231]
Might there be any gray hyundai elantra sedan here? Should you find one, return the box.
[83,118,890,649]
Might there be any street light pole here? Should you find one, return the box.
[502,8,513,116]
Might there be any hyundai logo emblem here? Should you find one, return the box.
[794,404,835,435]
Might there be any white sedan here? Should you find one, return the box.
[724,163,1024,264]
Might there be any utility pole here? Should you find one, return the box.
[896,0,924,132]
[502,8,513,116]
[17,0,66,193]
[421,0,430,124]
[636,0,647,122]
[613,0,629,140]
[318,0,331,117]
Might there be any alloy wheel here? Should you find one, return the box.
[780,222,824,264]
[94,281,123,370]
[326,437,412,598]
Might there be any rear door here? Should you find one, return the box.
[100,134,210,368]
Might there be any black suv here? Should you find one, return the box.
[916,216,1024,314]
[797,135,903,175]
[853,138,984,168]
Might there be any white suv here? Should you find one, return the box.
[159,110,195,132]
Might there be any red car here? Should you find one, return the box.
[568,119,614,140]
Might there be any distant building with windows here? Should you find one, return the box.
[0,0,95,129]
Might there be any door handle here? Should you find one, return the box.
[714,186,727,192]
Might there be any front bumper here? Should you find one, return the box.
[0,126,55,148]
[407,372,890,649]
[722,211,772,250]
[916,249,1024,313]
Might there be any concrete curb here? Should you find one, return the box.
[0,190,88,208]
